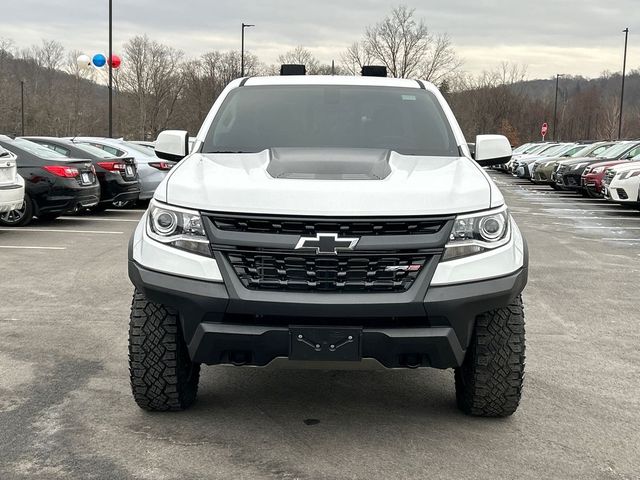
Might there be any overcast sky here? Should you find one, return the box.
[3,0,638,80]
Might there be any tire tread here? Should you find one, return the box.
[455,296,525,417]
[128,289,200,411]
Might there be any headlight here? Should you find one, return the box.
[572,162,587,170]
[618,169,640,180]
[443,206,511,261]
[147,200,211,256]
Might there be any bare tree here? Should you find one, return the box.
[343,6,461,81]
[276,46,320,74]
[341,42,373,76]
[420,34,463,83]
[31,39,65,70]
[120,35,185,139]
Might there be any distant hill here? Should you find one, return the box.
[2,43,639,143]
[0,51,111,137]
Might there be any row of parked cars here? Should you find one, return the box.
[0,136,176,226]
[494,140,640,207]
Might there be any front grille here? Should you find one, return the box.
[209,214,447,236]
[603,170,615,186]
[226,251,429,292]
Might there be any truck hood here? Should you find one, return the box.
[160,150,500,216]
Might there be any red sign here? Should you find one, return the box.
[541,123,548,137]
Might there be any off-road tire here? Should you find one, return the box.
[455,296,525,417]
[129,289,200,411]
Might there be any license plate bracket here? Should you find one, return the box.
[125,166,134,176]
[81,172,91,185]
[289,326,362,362]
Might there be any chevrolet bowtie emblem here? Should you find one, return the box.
[294,233,359,255]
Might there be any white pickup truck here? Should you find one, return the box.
[128,70,528,417]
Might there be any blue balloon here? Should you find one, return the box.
[92,53,106,68]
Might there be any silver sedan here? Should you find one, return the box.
[67,137,176,203]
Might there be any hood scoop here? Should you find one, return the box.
[267,148,392,180]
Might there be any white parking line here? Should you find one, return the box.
[57,216,139,223]
[536,208,639,213]
[105,209,144,213]
[554,224,640,230]
[518,213,640,220]
[0,228,123,235]
[529,202,616,205]
[0,245,66,250]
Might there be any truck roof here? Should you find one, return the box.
[236,75,438,93]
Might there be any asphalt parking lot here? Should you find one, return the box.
[1,174,639,480]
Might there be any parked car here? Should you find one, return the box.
[68,137,175,205]
[581,145,640,198]
[504,143,556,172]
[0,145,25,214]
[513,143,577,179]
[531,142,614,188]
[0,136,100,226]
[496,142,548,172]
[603,161,640,206]
[24,137,140,211]
[555,141,640,192]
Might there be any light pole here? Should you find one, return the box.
[108,0,113,138]
[552,74,563,141]
[618,27,629,140]
[241,23,254,77]
[20,80,25,136]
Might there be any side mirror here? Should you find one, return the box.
[474,135,512,166]
[155,130,189,161]
[467,143,476,158]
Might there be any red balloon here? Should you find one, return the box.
[108,55,121,69]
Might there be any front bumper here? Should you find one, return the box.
[515,164,531,179]
[531,165,555,184]
[608,177,640,204]
[558,173,583,190]
[129,257,528,369]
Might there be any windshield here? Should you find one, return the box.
[566,145,591,157]
[75,143,117,159]
[202,85,459,156]
[512,143,531,154]
[599,142,632,160]
[539,144,563,156]
[523,144,548,154]
[11,138,67,159]
[550,144,577,157]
